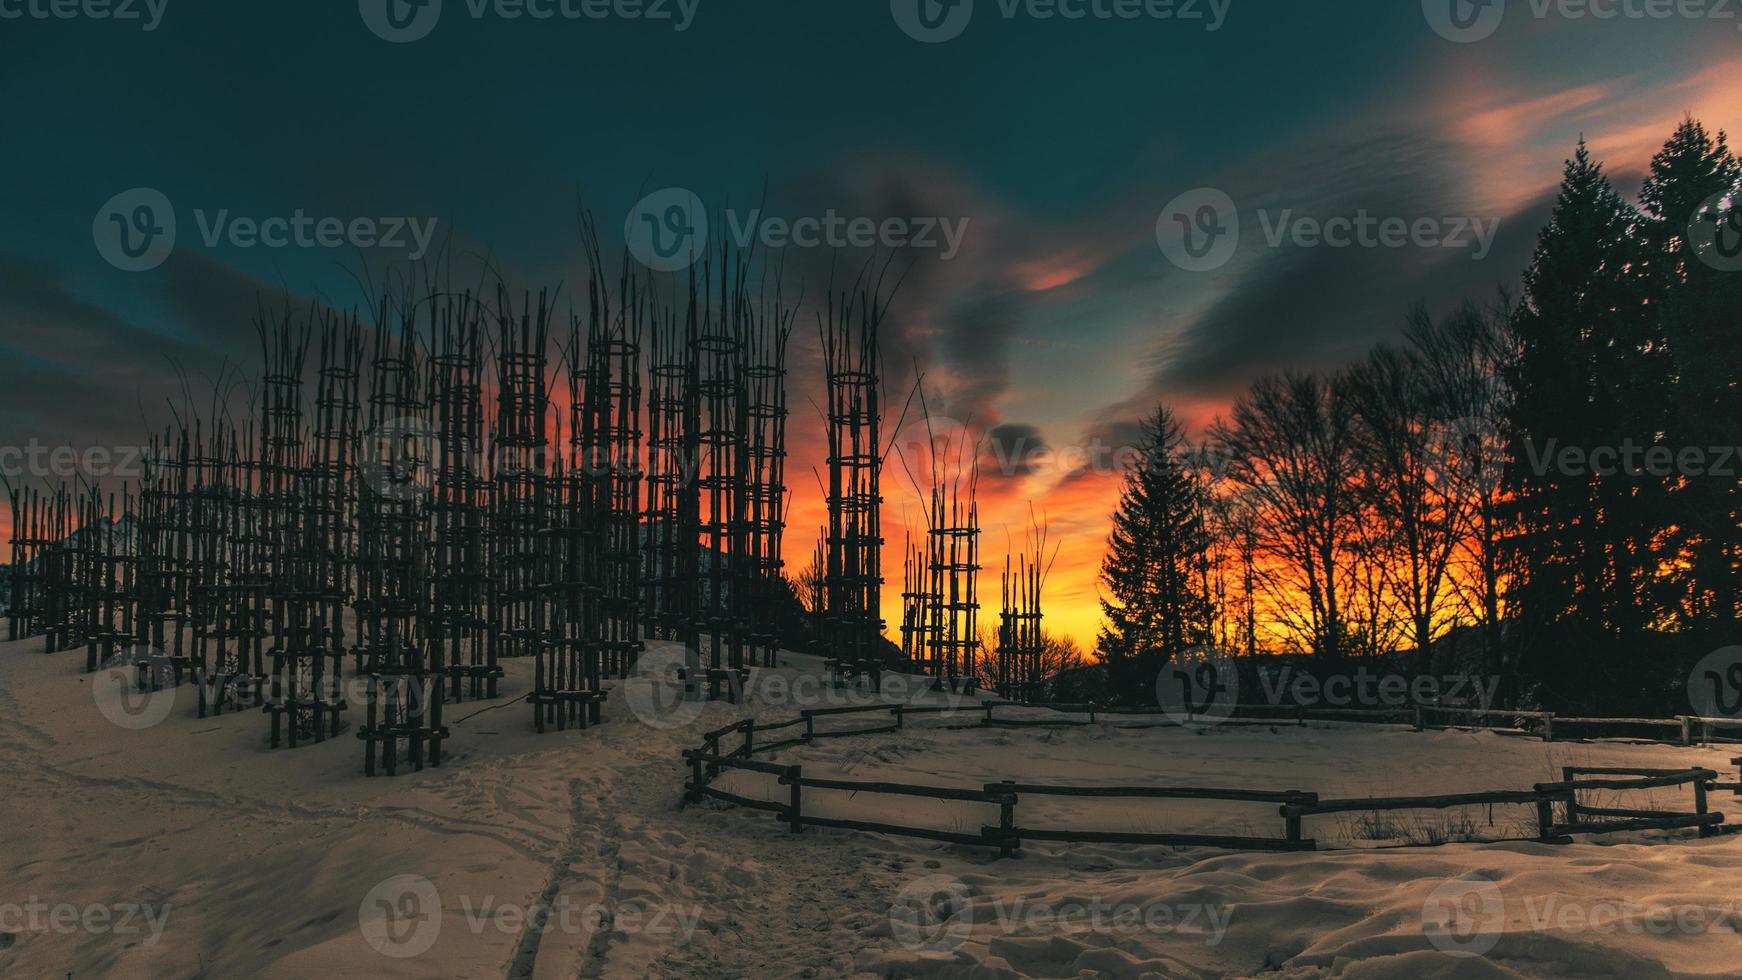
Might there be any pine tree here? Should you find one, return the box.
[1639,118,1742,623]
[1505,140,1659,710]
[1097,405,1214,703]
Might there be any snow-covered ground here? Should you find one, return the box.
[3,636,1741,978]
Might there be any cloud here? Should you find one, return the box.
[982,422,1049,479]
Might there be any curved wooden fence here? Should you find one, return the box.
[972,698,1742,745]
[680,701,1737,855]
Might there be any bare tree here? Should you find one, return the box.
[1198,447,1261,657]
[1407,298,1516,674]
[1213,372,1358,660]
[1344,340,1461,671]
[975,628,1090,699]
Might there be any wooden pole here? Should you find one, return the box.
[994,780,1017,858]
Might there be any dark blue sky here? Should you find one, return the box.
[2,0,1736,633]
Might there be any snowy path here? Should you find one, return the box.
[5,637,1742,977]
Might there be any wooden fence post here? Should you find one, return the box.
[989,780,1017,858]
[1412,706,1424,732]
[686,752,704,804]
[786,765,803,834]
[1532,782,1557,841]
[1679,716,1693,746]
[893,704,904,730]
[1543,713,1554,742]
[1694,775,1713,838]
[741,719,754,757]
[1561,768,1580,830]
[804,712,814,741]
[1284,792,1303,845]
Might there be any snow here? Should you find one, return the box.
[3,636,1741,978]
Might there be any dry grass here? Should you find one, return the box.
[1335,807,1532,845]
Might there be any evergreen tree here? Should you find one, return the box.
[1504,141,1659,710]
[1097,405,1214,703]
[1639,118,1742,624]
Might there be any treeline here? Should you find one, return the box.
[1102,118,1741,714]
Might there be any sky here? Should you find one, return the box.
[1,0,1739,644]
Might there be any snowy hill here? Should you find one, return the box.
[3,636,1741,977]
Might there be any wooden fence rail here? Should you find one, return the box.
[679,704,1736,856]
[974,698,1742,746]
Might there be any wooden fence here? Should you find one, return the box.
[964,698,1742,745]
[680,702,1735,855]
